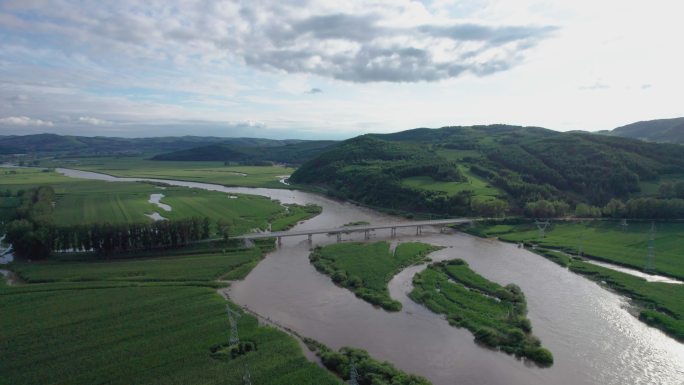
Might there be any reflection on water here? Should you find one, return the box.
[56,168,684,385]
[584,259,683,284]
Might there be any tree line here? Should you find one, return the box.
[3,186,220,259]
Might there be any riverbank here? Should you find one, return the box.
[461,222,684,342]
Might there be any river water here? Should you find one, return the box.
[54,168,684,385]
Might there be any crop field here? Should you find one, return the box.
[474,221,684,280]
[11,248,265,283]
[0,168,318,235]
[0,284,341,385]
[159,188,317,235]
[410,260,553,365]
[310,241,440,311]
[0,243,343,385]
[46,157,294,188]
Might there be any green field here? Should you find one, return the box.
[0,167,318,236]
[0,241,345,385]
[401,165,501,203]
[46,157,294,188]
[310,241,441,311]
[410,260,553,366]
[472,221,684,280]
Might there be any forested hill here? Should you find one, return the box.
[0,133,308,157]
[290,125,684,217]
[608,117,684,144]
[151,140,337,165]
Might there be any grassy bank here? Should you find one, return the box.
[467,221,684,342]
[410,260,553,366]
[310,241,441,311]
[470,220,684,280]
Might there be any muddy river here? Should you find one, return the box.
[55,168,684,385]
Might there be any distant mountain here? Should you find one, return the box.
[291,125,684,215]
[609,117,684,143]
[152,140,338,165]
[0,133,310,157]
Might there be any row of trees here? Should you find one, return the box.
[521,197,684,219]
[3,185,225,259]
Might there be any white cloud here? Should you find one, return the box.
[77,116,110,125]
[0,116,54,127]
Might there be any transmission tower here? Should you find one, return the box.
[227,306,241,346]
[243,365,252,385]
[620,218,628,231]
[348,361,359,385]
[534,219,550,238]
[645,221,656,273]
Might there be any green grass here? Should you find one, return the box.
[47,157,294,188]
[10,248,265,283]
[310,241,441,311]
[410,260,553,366]
[474,221,684,280]
[0,284,342,385]
[0,240,346,385]
[401,165,501,202]
[0,168,319,235]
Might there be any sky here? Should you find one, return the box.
[0,0,682,140]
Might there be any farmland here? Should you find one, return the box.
[0,167,318,236]
[0,246,343,385]
[310,241,441,311]
[45,157,294,188]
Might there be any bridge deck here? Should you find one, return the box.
[234,218,472,240]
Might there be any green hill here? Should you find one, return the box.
[0,134,309,157]
[291,125,684,216]
[610,117,684,143]
[151,140,337,165]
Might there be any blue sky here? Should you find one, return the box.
[0,0,682,139]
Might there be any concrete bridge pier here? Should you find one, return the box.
[336,233,342,242]
[307,234,312,243]
[416,225,423,236]
[277,236,282,246]
[391,227,396,238]
[364,230,370,240]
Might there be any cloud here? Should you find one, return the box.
[307,88,323,94]
[0,1,556,83]
[0,116,53,127]
[78,116,110,125]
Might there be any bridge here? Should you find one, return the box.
[234,218,473,244]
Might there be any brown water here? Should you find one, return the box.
[56,168,684,385]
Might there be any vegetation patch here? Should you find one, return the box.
[409,259,553,366]
[303,339,431,385]
[270,203,322,231]
[471,220,684,280]
[310,241,441,311]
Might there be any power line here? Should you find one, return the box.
[645,221,656,273]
